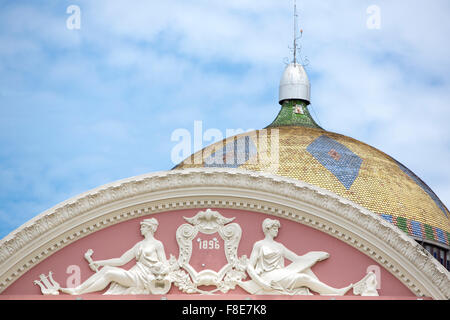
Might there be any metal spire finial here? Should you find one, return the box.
[293,0,298,64]
[289,0,307,66]
[279,1,311,104]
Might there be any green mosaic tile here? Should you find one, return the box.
[396,216,409,234]
[424,224,435,241]
[267,100,323,129]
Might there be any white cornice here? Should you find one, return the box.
[0,168,449,299]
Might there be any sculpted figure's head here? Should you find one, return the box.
[140,218,159,236]
[262,218,281,238]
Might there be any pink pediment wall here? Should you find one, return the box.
[2,208,415,297]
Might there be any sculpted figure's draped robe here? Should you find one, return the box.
[241,244,329,295]
[105,241,167,295]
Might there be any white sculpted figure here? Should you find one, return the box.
[240,218,353,295]
[60,218,171,295]
[353,271,379,296]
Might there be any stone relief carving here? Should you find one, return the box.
[172,209,248,294]
[239,218,353,295]
[34,271,60,295]
[3,170,449,299]
[35,209,378,297]
[353,272,379,296]
[59,218,173,295]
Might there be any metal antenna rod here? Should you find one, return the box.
[293,0,298,64]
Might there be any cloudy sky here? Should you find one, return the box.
[0,0,449,239]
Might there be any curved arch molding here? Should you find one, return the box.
[0,168,449,299]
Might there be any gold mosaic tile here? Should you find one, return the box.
[175,126,450,237]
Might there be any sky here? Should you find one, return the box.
[0,0,449,239]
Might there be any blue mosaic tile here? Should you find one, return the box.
[395,160,448,218]
[204,135,257,168]
[381,214,393,224]
[306,135,362,190]
[410,220,423,238]
[436,228,446,244]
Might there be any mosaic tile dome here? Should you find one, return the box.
[174,106,450,246]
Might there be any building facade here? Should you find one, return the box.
[0,49,449,300]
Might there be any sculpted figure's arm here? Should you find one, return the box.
[281,244,300,262]
[93,243,139,268]
[156,241,168,264]
[246,242,273,291]
[155,241,170,273]
[281,243,330,263]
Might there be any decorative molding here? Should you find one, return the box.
[0,168,448,299]
[33,272,60,295]
[174,209,247,294]
[353,272,379,296]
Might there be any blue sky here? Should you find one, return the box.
[0,0,449,239]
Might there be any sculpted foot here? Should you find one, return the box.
[322,284,353,296]
[60,287,78,295]
[338,284,353,296]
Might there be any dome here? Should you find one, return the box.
[174,125,450,246]
[174,54,449,254]
[279,63,311,104]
